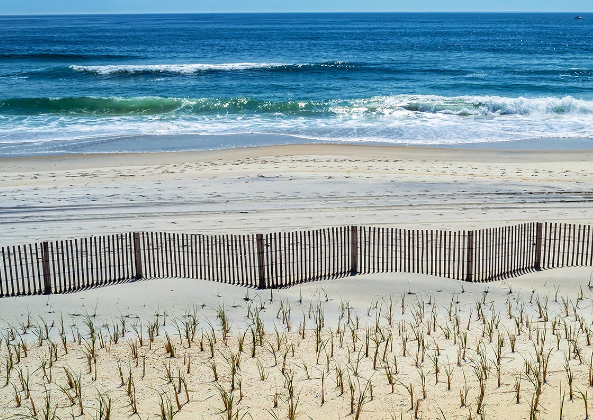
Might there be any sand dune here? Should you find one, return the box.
[1,268,593,419]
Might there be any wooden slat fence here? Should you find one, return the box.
[540,222,593,269]
[262,227,352,288]
[140,232,260,288]
[0,233,136,296]
[1,222,592,296]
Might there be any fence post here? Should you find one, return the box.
[350,226,358,275]
[534,222,543,270]
[466,231,474,282]
[41,242,52,295]
[133,232,143,280]
[256,234,266,289]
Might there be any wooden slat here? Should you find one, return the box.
[230,235,235,285]
[72,239,79,289]
[188,234,193,279]
[192,234,197,280]
[486,228,491,280]
[519,224,524,272]
[34,243,42,294]
[495,227,500,278]
[480,229,484,281]
[197,234,202,280]
[266,234,272,287]
[16,246,24,294]
[257,233,266,289]
[221,234,227,284]
[579,225,586,266]
[218,235,229,283]
[123,233,128,280]
[566,224,577,266]
[589,225,593,266]
[275,232,280,285]
[512,225,517,275]
[241,234,248,286]
[429,229,434,276]
[110,234,116,283]
[557,223,563,267]
[323,228,328,279]
[546,223,556,268]
[174,233,180,278]
[225,234,230,284]
[243,235,250,286]
[505,226,511,277]
[511,226,519,274]
[103,235,109,284]
[24,245,32,294]
[232,235,238,286]
[551,223,557,269]
[308,230,313,280]
[91,236,97,287]
[48,242,56,293]
[0,247,6,297]
[239,235,245,286]
[102,235,108,284]
[216,235,222,283]
[145,232,151,278]
[541,223,547,269]
[235,235,241,285]
[115,235,121,282]
[559,223,565,267]
[588,225,593,267]
[157,232,163,278]
[161,232,167,278]
[111,235,118,282]
[110,235,116,283]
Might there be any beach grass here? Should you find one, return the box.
[1,272,593,419]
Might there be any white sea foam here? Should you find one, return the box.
[364,95,593,116]
[69,63,287,75]
[68,61,354,75]
[1,94,593,154]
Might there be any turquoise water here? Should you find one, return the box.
[0,13,592,155]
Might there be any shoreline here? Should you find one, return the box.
[3,141,593,171]
[2,133,593,159]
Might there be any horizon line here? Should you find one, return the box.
[0,11,590,17]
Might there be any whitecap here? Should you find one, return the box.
[69,63,287,75]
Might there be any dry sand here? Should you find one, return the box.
[2,269,593,419]
[1,144,593,247]
[1,143,593,419]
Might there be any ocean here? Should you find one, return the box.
[0,12,592,155]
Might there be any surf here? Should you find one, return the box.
[2,95,592,117]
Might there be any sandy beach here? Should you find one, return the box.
[2,143,593,419]
[1,144,593,247]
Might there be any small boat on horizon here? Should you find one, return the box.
[575,16,583,19]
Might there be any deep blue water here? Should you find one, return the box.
[0,13,592,154]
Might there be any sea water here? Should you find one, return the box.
[0,13,592,155]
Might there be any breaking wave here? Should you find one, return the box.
[1,94,592,117]
[68,61,354,75]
